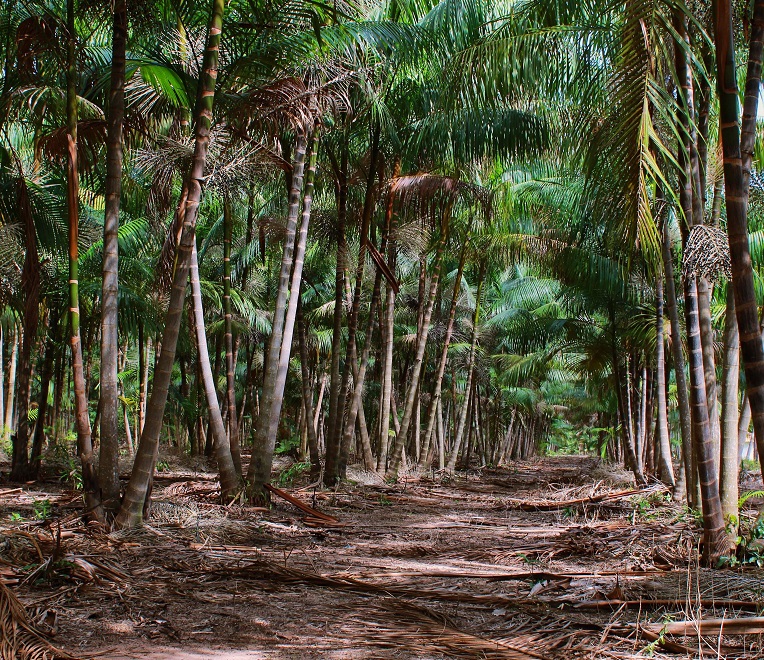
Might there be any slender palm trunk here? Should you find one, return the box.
[138,322,148,436]
[222,200,241,475]
[697,280,720,453]
[268,127,318,448]
[99,0,127,513]
[30,312,57,475]
[335,126,380,472]
[376,159,401,472]
[387,221,450,478]
[739,393,752,461]
[324,144,349,486]
[115,0,226,528]
[715,0,764,482]
[0,328,3,442]
[247,132,307,502]
[3,324,16,442]
[10,179,38,480]
[655,277,675,486]
[419,238,468,467]
[720,286,740,526]
[339,263,385,474]
[446,264,486,473]
[66,0,101,517]
[297,296,321,479]
[685,274,727,562]
[661,216,694,501]
[190,239,238,497]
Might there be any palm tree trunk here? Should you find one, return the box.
[655,277,675,486]
[376,158,401,472]
[387,222,450,478]
[138,322,148,436]
[720,286,740,526]
[3,324,16,443]
[30,311,57,476]
[0,327,4,442]
[715,0,764,485]
[269,125,319,449]
[685,274,728,562]
[190,238,238,497]
[65,0,101,517]
[339,263,385,474]
[335,126,380,469]
[222,199,241,475]
[246,126,314,499]
[419,235,468,467]
[99,0,127,513]
[10,175,38,481]
[324,142,349,486]
[739,393,752,461]
[297,295,321,479]
[661,216,694,502]
[115,0,226,528]
[446,263,486,473]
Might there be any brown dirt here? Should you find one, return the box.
[1,455,764,659]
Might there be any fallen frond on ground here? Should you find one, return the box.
[0,581,74,660]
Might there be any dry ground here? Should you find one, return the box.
[2,454,764,659]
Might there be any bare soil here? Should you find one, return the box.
[2,455,764,659]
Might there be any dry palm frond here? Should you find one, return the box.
[682,224,732,282]
[349,599,553,659]
[390,173,492,226]
[0,581,74,660]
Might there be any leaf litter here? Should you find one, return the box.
[0,455,763,658]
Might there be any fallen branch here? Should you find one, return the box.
[644,616,764,636]
[506,486,667,511]
[264,484,343,525]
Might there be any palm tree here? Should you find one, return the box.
[66,0,102,518]
[715,0,764,489]
[99,0,127,513]
[115,0,227,528]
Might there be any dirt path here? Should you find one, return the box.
[2,455,764,659]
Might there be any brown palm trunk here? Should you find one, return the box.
[716,0,764,485]
[676,15,725,562]
[115,0,226,528]
[65,0,101,517]
[10,172,38,480]
[99,0,127,513]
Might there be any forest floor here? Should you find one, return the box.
[2,454,764,659]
